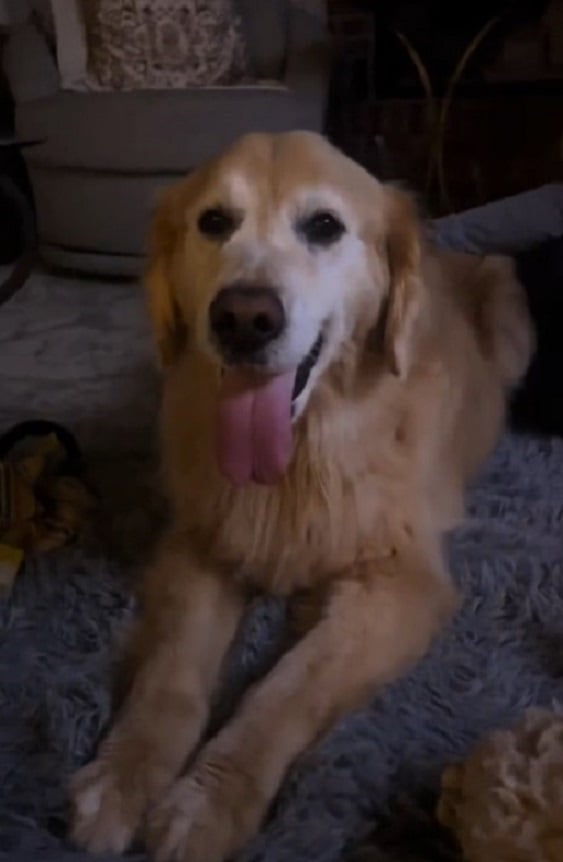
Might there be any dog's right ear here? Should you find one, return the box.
[382,186,425,379]
[144,182,189,367]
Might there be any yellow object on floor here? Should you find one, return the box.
[0,422,98,593]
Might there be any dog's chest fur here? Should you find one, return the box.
[161,368,423,595]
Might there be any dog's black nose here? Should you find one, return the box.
[209,285,285,357]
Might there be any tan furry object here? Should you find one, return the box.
[438,709,563,862]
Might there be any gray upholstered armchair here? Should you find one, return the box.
[1,0,329,276]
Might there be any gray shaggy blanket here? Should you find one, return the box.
[1,433,563,862]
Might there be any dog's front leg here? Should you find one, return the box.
[69,534,244,854]
[145,550,456,862]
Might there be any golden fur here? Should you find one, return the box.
[438,709,563,861]
[69,132,534,862]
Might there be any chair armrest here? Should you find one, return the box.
[3,20,59,102]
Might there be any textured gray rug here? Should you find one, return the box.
[1,433,563,862]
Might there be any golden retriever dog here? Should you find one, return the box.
[69,131,533,862]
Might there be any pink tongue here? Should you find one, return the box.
[217,368,295,485]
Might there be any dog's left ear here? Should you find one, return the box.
[383,187,425,378]
[144,180,192,367]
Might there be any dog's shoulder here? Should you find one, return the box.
[423,245,534,389]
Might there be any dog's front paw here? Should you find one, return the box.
[145,753,267,862]
[69,754,150,854]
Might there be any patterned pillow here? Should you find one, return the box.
[82,0,249,90]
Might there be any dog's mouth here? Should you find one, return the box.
[216,331,324,486]
[292,331,324,403]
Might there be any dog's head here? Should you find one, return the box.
[146,132,424,484]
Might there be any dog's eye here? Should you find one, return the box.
[298,210,345,247]
[197,207,235,240]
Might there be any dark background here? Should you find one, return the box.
[327,0,563,214]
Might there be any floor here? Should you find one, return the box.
[0,266,162,563]
[0,266,157,456]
